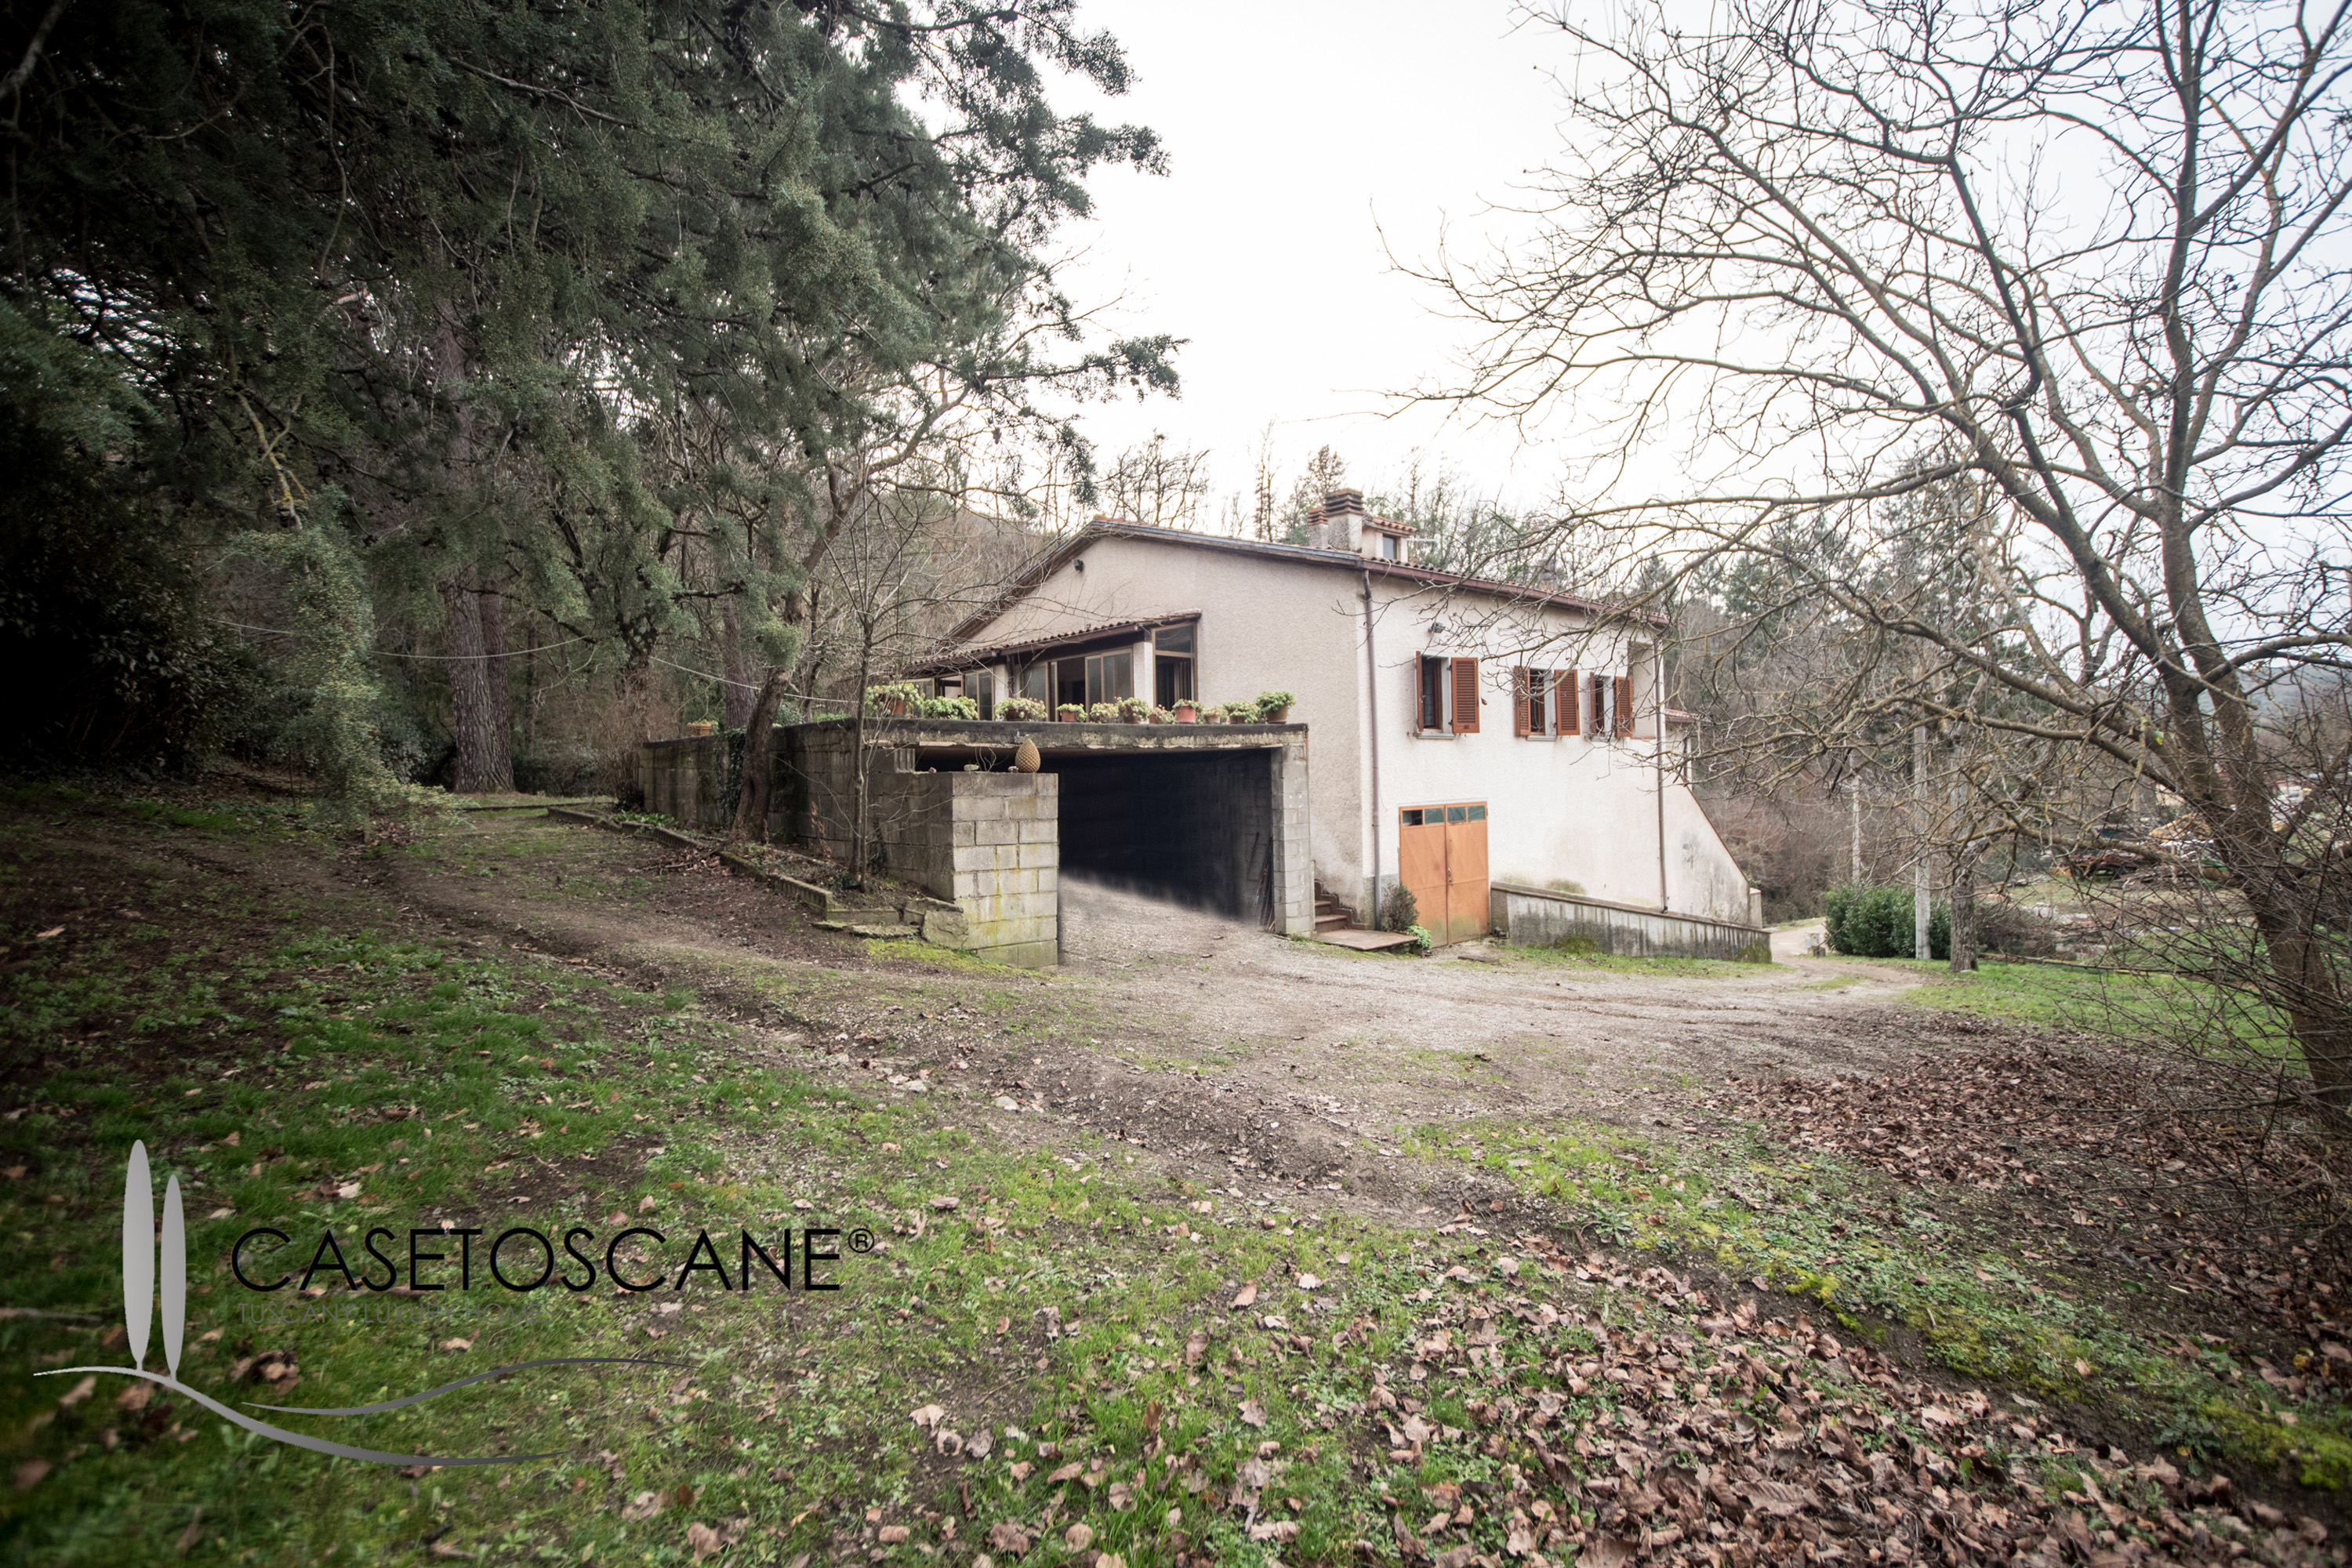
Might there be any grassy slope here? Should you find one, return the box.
[0,789,2339,1565]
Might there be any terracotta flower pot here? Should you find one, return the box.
[1174,705,1197,723]
[1265,706,1290,724]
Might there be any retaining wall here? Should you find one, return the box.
[638,730,1058,967]
[1490,882,1771,963]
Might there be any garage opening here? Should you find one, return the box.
[1047,749,1276,923]
[726,720,1312,952]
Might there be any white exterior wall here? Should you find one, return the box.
[1349,579,1748,927]
[953,532,1753,929]
[968,536,1372,905]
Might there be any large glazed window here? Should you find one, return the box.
[1152,624,1195,706]
[1084,650,1132,706]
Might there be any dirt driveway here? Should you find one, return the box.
[1042,877,1982,1188]
[97,806,1998,1213]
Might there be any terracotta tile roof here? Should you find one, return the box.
[941,521,1658,647]
[903,611,1201,674]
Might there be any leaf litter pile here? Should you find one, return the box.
[1734,1046,2352,1363]
[870,1247,2336,1568]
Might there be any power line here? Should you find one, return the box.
[648,655,851,710]
[212,619,590,661]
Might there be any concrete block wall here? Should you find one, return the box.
[768,724,1060,969]
[638,735,731,826]
[932,772,1060,968]
[1272,737,1312,938]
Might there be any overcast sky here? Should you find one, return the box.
[1042,1,1581,517]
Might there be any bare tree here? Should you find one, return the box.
[1420,0,2352,1112]
[1102,431,1212,529]
[789,483,1011,877]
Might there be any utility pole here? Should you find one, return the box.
[1913,724,1931,960]
[1849,773,1863,883]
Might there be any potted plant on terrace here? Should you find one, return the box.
[1055,702,1085,723]
[1000,695,1047,721]
[1171,699,1199,724]
[1116,696,1150,724]
[1087,702,1120,723]
[1148,704,1174,724]
[1254,691,1296,723]
[866,681,924,716]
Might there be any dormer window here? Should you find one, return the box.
[1378,533,1399,561]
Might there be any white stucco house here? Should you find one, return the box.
[905,489,1755,945]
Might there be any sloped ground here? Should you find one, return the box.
[2,781,2347,1565]
[1740,1045,2352,1388]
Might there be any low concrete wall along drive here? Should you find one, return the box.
[1490,882,1771,963]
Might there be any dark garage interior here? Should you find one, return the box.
[1044,750,1276,922]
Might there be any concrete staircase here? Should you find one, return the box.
[1310,881,1420,951]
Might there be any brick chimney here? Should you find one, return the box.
[1319,488,1366,553]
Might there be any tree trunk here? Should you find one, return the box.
[721,597,756,729]
[850,643,873,886]
[477,585,514,789]
[728,672,789,845]
[2240,870,2352,1116]
[442,580,513,793]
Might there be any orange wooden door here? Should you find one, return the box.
[1399,803,1490,943]
[1446,805,1490,941]
[1399,811,1447,939]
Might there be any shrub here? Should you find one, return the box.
[1000,696,1047,721]
[1975,898,2058,956]
[1406,924,1434,954]
[1380,880,1420,934]
[1824,883,1950,959]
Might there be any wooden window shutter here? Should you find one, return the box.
[1450,657,1480,733]
[1512,669,1531,736]
[1555,670,1578,734]
[1614,675,1635,736]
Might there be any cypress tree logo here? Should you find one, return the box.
[35,1142,675,1468]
